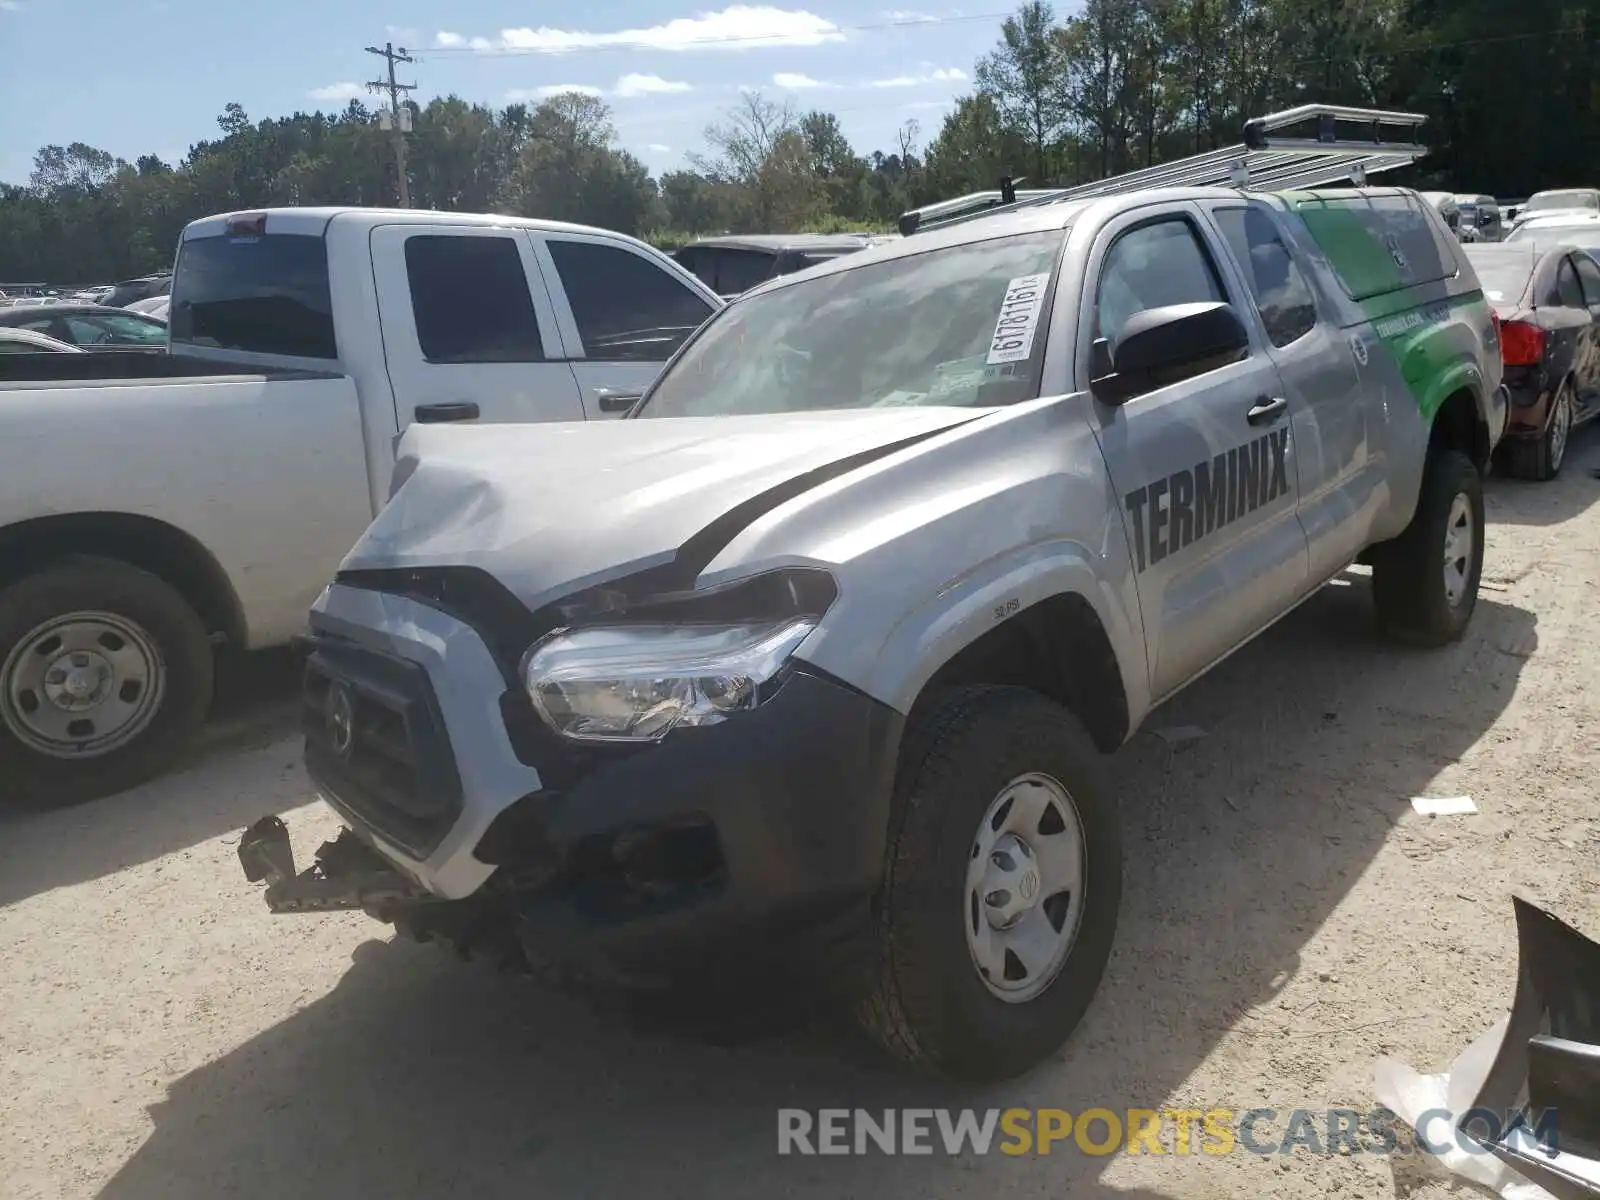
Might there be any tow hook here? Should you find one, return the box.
[239,814,424,914]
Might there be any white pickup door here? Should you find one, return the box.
[369,223,720,426]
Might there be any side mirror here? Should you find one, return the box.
[1091,302,1250,403]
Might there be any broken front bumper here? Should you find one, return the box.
[1463,897,1600,1198]
[237,581,904,988]
[238,814,424,914]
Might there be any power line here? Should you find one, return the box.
[366,41,417,207]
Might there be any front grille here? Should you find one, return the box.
[301,636,464,859]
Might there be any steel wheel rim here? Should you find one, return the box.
[0,611,166,759]
[964,772,1086,1004]
[1550,388,1572,470]
[1442,493,1475,607]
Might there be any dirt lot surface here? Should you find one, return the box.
[5,436,1600,1200]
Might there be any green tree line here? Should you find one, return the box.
[4,0,1597,284]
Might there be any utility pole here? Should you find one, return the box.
[365,41,416,207]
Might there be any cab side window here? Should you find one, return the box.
[403,234,545,363]
[1094,218,1226,347]
[1213,206,1318,347]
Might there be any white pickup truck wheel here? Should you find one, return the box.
[860,685,1121,1082]
[0,559,213,807]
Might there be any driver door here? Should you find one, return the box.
[1081,203,1309,700]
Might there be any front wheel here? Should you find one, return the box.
[858,685,1121,1082]
[1370,449,1486,647]
[0,558,214,807]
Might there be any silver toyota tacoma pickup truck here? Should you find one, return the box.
[241,141,1508,1080]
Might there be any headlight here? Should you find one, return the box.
[524,618,816,743]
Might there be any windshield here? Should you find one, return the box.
[1525,190,1599,213]
[1464,247,1536,303]
[636,230,1065,418]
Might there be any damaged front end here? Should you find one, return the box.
[238,815,423,915]
[1376,896,1600,1199]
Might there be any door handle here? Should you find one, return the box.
[414,401,480,423]
[1246,396,1288,425]
[594,387,644,413]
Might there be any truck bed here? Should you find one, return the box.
[0,351,339,385]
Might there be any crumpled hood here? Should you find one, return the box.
[342,408,987,610]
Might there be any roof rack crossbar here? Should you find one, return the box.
[896,103,1429,236]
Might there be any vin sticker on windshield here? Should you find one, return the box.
[987,272,1050,365]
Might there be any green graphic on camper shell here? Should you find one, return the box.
[1276,189,1493,422]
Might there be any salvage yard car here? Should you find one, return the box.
[0,207,721,804]
[0,302,168,351]
[673,233,884,298]
[1465,241,1600,480]
[239,110,1507,1082]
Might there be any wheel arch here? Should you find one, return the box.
[1428,385,1493,473]
[0,512,246,646]
[909,591,1133,754]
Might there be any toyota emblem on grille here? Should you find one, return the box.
[326,683,356,757]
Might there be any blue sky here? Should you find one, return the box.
[0,2,1021,186]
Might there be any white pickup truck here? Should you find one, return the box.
[0,207,723,805]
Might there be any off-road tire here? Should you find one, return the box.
[859,685,1121,1082]
[1498,379,1574,482]
[0,558,214,807]
[1370,449,1485,647]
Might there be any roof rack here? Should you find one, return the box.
[896,104,1429,236]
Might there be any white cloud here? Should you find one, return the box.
[772,71,830,89]
[883,9,936,20]
[456,6,844,55]
[308,82,365,102]
[435,30,493,50]
[0,2,25,11]
[385,24,419,43]
[505,76,692,102]
[868,66,967,87]
[505,84,606,101]
[647,143,673,153]
[614,73,693,98]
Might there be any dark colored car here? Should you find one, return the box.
[101,273,172,309]
[0,327,84,354]
[1465,241,1600,479]
[672,234,882,299]
[0,303,169,352]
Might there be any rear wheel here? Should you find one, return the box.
[859,685,1121,1081]
[0,559,213,807]
[1370,449,1485,647]
[1500,380,1573,481]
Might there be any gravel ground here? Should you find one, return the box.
[4,432,1600,1200]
